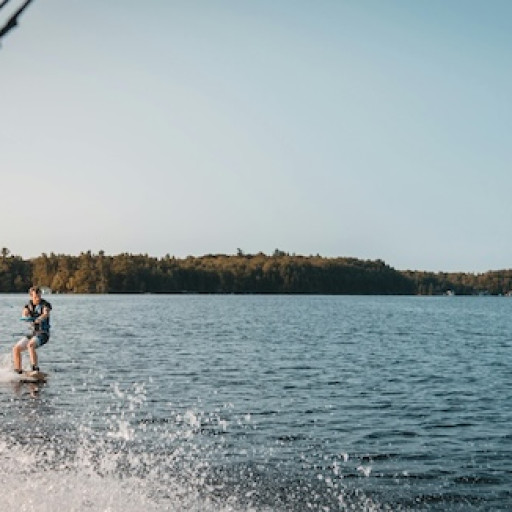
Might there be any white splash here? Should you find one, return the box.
[0,368,20,383]
[107,419,135,441]
[357,465,373,478]
[184,410,201,428]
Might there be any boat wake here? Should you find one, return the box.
[0,377,390,512]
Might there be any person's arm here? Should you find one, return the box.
[35,305,50,323]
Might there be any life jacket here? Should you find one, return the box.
[26,299,52,334]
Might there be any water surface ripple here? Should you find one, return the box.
[0,295,511,511]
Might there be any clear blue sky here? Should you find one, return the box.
[1,1,511,272]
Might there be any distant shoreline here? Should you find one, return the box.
[1,249,511,296]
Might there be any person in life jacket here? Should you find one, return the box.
[13,286,52,374]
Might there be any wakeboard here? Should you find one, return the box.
[19,370,48,383]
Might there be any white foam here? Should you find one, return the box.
[0,440,257,512]
[0,368,18,383]
[0,352,40,384]
[0,353,11,366]
[0,353,19,383]
[0,471,164,512]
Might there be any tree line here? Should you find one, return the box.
[0,248,511,295]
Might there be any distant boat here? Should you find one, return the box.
[40,286,52,295]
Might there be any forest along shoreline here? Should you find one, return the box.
[1,248,511,296]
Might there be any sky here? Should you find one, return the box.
[1,1,511,272]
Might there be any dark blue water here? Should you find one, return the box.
[0,294,511,511]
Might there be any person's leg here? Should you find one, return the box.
[13,344,22,372]
[28,337,39,370]
[13,337,29,372]
[28,334,48,371]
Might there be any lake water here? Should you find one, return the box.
[0,294,511,511]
